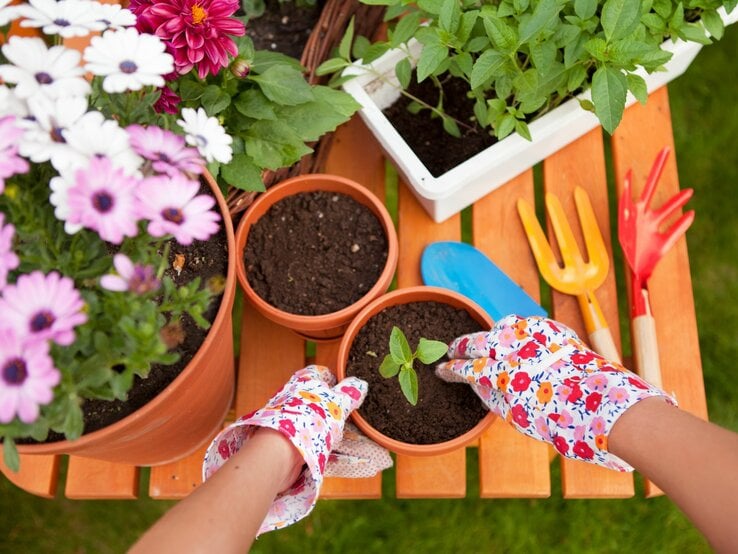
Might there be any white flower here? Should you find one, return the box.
[55,111,142,176]
[177,108,233,164]
[92,3,136,31]
[0,37,90,100]
[16,0,102,38]
[0,85,29,119]
[49,174,83,235]
[84,28,174,93]
[0,0,20,26]
[20,95,88,165]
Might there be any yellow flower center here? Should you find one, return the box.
[191,4,207,24]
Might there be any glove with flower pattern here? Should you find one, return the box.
[202,365,391,535]
[436,315,675,471]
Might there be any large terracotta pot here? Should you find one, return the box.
[337,286,496,456]
[235,173,398,341]
[17,171,236,465]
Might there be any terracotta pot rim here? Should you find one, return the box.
[337,286,497,457]
[234,173,399,332]
[18,170,236,455]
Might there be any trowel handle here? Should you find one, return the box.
[632,313,663,389]
[588,327,622,364]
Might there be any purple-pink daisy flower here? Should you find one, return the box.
[101,253,160,294]
[127,124,204,177]
[137,173,220,245]
[0,213,19,291]
[0,115,30,193]
[66,156,141,244]
[0,271,87,346]
[0,327,60,424]
[135,0,245,79]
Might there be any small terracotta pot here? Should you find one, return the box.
[235,174,398,341]
[337,286,496,456]
[18,171,236,466]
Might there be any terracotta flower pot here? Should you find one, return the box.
[235,173,398,341]
[336,286,496,456]
[17,171,236,466]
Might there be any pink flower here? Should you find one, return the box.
[585,373,609,391]
[607,387,629,404]
[555,384,572,402]
[0,213,19,290]
[557,409,573,427]
[573,425,585,442]
[100,254,160,294]
[0,271,86,346]
[0,327,60,424]
[590,416,606,435]
[534,416,550,441]
[127,124,204,177]
[137,173,220,245]
[497,326,516,347]
[66,157,141,244]
[136,0,245,79]
[0,115,29,192]
[153,84,181,115]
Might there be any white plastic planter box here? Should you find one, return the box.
[343,9,737,222]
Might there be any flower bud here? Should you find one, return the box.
[230,57,251,79]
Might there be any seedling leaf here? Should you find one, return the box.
[389,326,413,364]
[416,338,449,364]
[399,367,419,405]
[379,354,402,377]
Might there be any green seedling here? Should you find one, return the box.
[378,326,448,406]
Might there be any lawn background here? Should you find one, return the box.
[2,24,737,553]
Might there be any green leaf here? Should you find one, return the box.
[585,37,609,61]
[395,57,412,89]
[579,98,596,112]
[626,73,648,104]
[252,50,304,73]
[574,0,597,20]
[63,398,84,440]
[417,43,449,81]
[3,438,19,473]
[669,2,684,30]
[339,17,354,59]
[221,153,265,192]
[567,63,588,91]
[530,39,557,70]
[390,12,422,47]
[516,120,532,141]
[519,0,561,44]
[361,42,391,64]
[201,85,231,115]
[641,13,666,33]
[700,10,724,40]
[178,79,206,102]
[440,0,461,33]
[601,0,641,41]
[389,326,413,364]
[678,23,712,45]
[275,86,359,141]
[244,120,313,169]
[416,338,449,364]
[379,354,402,377]
[418,0,444,15]
[652,0,671,19]
[471,49,508,89]
[452,51,473,78]
[497,113,517,139]
[233,89,277,120]
[483,15,518,52]
[442,116,461,137]
[315,58,350,76]
[458,10,480,44]
[591,65,627,134]
[399,367,419,405]
[250,65,314,106]
[352,35,371,59]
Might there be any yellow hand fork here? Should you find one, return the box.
[517,186,621,362]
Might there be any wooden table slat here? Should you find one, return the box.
[0,454,58,498]
[65,457,139,499]
[149,445,209,500]
[542,128,634,498]
[473,170,552,498]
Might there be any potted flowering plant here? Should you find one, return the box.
[0,0,260,471]
[320,0,736,222]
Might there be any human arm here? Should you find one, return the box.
[609,397,738,553]
[129,427,303,554]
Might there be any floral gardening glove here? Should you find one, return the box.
[436,315,676,471]
[202,365,392,535]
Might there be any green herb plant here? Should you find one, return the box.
[319,0,735,140]
[379,326,449,406]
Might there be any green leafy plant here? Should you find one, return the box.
[378,326,448,406]
[320,0,735,138]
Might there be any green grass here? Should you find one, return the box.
[3,25,738,553]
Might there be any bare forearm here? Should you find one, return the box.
[130,428,302,554]
[610,397,738,552]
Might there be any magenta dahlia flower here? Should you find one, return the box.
[132,0,245,79]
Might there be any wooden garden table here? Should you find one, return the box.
[0,86,707,502]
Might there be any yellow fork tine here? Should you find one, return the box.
[573,186,609,287]
[516,198,568,288]
[545,192,584,270]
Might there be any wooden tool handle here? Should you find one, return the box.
[632,313,662,389]
[588,327,622,364]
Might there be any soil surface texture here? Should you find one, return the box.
[245,191,388,315]
[346,301,488,445]
[247,0,322,59]
[383,74,496,177]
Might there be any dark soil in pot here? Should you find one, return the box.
[383,74,496,178]
[247,0,323,59]
[346,301,488,444]
[24,183,229,443]
[244,191,388,315]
